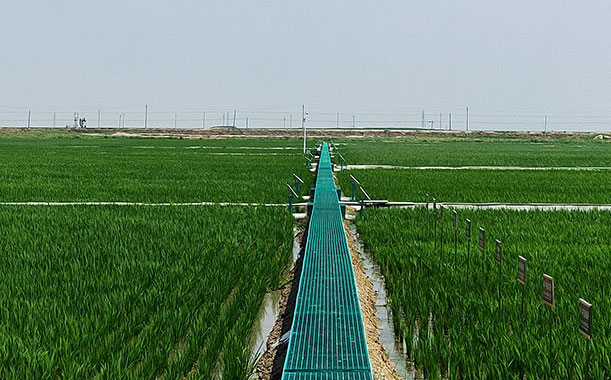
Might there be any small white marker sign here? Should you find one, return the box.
[478,228,485,252]
[517,256,527,285]
[495,239,502,265]
[579,298,592,339]
[452,210,457,229]
[466,219,471,240]
[543,274,554,307]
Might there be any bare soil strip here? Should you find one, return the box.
[344,220,403,380]
[375,202,611,211]
[345,164,611,171]
[0,201,295,207]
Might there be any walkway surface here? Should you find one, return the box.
[282,142,372,379]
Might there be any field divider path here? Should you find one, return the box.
[0,201,307,207]
[346,201,611,211]
[282,142,373,379]
[345,164,611,171]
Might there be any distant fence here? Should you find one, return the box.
[1,106,610,132]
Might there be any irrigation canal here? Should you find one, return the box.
[282,142,373,379]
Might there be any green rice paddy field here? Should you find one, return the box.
[0,130,609,379]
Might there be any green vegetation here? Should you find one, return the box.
[338,168,611,204]
[356,208,611,379]
[334,138,611,167]
[0,205,293,379]
[0,134,311,203]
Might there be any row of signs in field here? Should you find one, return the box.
[425,195,593,340]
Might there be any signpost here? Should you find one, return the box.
[579,298,592,339]
[517,255,527,378]
[579,298,592,378]
[433,198,437,250]
[439,205,444,257]
[543,274,554,374]
[495,239,502,316]
[426,194,430,239]
[466,219,471,286]
[543,274,554,307]
[478,227,485,252]
[453,210,458,269]
[517,256,527,285]
[478,228,485,286]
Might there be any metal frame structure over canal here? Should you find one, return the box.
[282,142,373,379]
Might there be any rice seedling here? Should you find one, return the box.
[356,207,611,379]
[0,205,293,379]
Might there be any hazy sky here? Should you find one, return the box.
[2,1,611,130]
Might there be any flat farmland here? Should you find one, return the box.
[0,132,311,203]
[0,205,293,379]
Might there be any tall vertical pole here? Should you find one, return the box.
[98,109,101,128]
[27,110,31,129]
[449,113,452,130]
[302,105,306,154]
[440,113,442,130]
[544,116,548,133]
[118,114,121,128]
[202,112,205,129]
[283,117,286,129]
[290,115,293,128]
[466,106,469,131]
[233,110,237,127]
[144,104,148,129]
[246,117,249,129]
[53,112,56,128]
[336,112,339,128]
[421,110,425,129]
[174,114,177,129]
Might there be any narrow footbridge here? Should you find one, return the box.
[282,142,372,379]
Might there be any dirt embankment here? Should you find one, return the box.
[44,127,609,140]
[344,221,403,380]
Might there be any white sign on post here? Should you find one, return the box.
[452,210,457,229]
[543,274,554,307]
[495,239,502,265]
[478,228,485,252]
[517,256,527,285]
[466,219,471,240]
[579,298,592,339]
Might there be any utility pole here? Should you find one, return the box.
[466,107,469,131]
[174,114,177,129]
[27,110,31,129]
[283,117,286,129]
[290,115,293,128]
[202,112,206,129]
[118,114,121,128]
[352,115,355,129]
[232,110,237,128]
[421,110,425,129]
[302,105,306,154]
[544,116,548,133]
[98,109,101,128]
[449,113,452,130]
[144,105,148,129]
[440,113,442,130]
[336,112,339,128]
[53,112,56,128]
[123,113,126,128]
[246,117,249,129]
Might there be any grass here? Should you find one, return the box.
[356,207,611,379]
[0,134,312,203]
[0,205,293,379]
[333,138,611,167]
[337,168,611,204]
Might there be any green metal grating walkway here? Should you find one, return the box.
[282,142,372,380]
